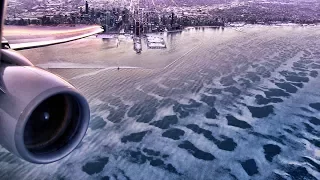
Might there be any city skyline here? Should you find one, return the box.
[4,0,320,35]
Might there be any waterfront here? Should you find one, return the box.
[1,26,320,180]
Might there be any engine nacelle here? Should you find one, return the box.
[0,50,90,164]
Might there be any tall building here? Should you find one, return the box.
[91,8,95,17]
[135,21,141,36]
[171,12,175,27]
[85,1,89,14]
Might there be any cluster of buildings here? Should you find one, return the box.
[209,1,320,24]
[4,0,320,34]
[5,0,130,29]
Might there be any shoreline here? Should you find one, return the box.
[6,23,319,51]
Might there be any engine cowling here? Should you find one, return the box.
[0,51,90,164]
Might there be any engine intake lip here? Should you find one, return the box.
[15,87,90,164]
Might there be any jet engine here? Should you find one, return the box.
[0,49,90,164]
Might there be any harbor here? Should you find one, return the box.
[145,35,166,49]
[96,31,167,53]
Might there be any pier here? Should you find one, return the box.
[146,35,166,49]
[133,37,142,53]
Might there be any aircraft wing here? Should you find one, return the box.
[3,25,103,50]
[0,0,5,52]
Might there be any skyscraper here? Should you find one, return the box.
[171,12,175,27]
[85,1,89,14]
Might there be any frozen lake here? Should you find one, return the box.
[1,25,320,180]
